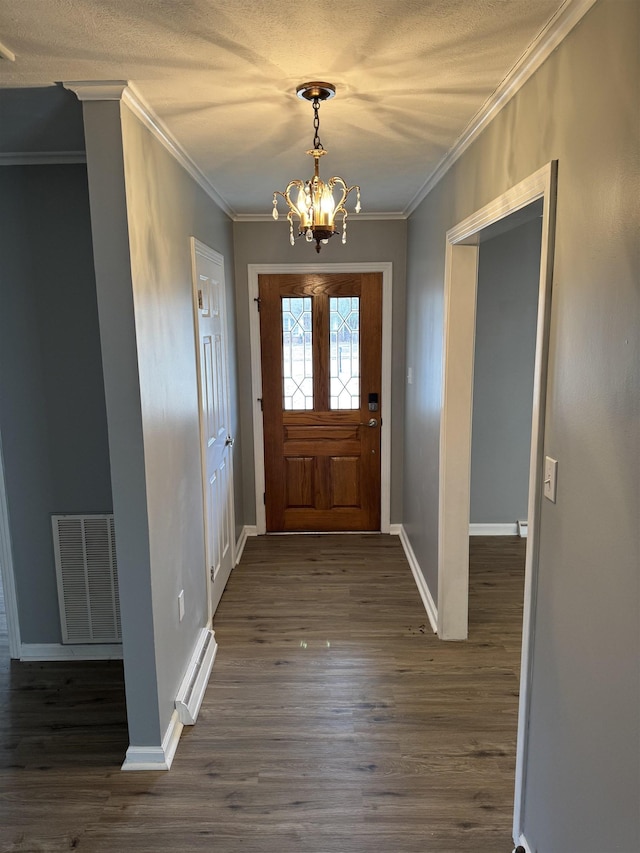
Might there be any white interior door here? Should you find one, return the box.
[192,239,235,617]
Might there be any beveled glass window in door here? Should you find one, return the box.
[330,296,360,409]
[282,297,313,410]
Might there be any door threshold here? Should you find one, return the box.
[266,530,383,536]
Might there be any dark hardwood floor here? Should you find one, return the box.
[0,535,525,852]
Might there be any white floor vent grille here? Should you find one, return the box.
[52,514,122,644]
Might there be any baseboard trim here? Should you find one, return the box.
[244,525,259,537]
[388,524,402,535]
[514,834,533,853]
[235,527,248,563]
[121,710,183,771]
[20,643,123,661]
[469,523,518,536]
[175,628,218,725]
[398,526,438,634]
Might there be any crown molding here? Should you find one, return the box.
[404,0,598,216]
[233,210,407,223]
[63,80,235,219]
[122,83,234,218]
[63,80,129,101]
[0,39,16,61]
[0,150,86,165]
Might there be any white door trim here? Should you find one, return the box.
[437,162,557,842]
[191,238,236,624]
[0,432,21,658]
[248,262,393,535]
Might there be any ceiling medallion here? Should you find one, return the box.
[272,82,361,253]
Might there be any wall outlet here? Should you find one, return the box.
[544,456,558,502]
[178,589,185,622]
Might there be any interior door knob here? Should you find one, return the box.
[367,418,378,427]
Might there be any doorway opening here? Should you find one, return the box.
[258,272,382,532]
[437,162,558,844]
[248,263,393,535]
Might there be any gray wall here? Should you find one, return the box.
[403,2,639,850]
[470,217,541,524]
[82,98,241,747]
[0,164,112,644]
[232,218,407,526]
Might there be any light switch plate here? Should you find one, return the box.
[544,456,558,502]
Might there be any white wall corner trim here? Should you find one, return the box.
[469,523,519,536]
[388,524,402,535]
[398,526,438,634]
[121,710,184,771]
[404,0,598,215]
[174,628,218,725]
[19,643,124,661]
[62,80,235,219]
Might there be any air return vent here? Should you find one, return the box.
[52,514,122,644]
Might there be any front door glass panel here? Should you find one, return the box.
[330,296,360,410]
[282,296,313,410]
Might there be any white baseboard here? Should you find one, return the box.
[244,525,259,537]
[175,628,218,725]
[235,526,249,563]
[121,710,183,771]
[388,524,402,535]
[398,525,438,634]
[469,522,519,536]
[514,834,533,853]
[20,643,123,661]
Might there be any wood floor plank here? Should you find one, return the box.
[0,534,525,852]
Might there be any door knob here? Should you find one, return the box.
[359,418,378,428]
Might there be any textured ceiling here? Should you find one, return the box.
[0,0,567,215]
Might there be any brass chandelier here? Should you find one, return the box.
[272,82,361,253]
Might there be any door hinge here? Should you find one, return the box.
[210,566,215,581]
[263,492,266,504]
[257,397,263,411]
[254,297,262,311]
[198,289,203,309]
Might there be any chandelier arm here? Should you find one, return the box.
[283,179,304,209]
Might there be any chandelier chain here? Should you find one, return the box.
[312,98,323,151]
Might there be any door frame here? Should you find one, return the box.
[436,162,557,842]
[248,262,393,535]
[191,238,236,624]
[0,432,22,658]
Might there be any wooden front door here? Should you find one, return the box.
[259,272,382,532]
